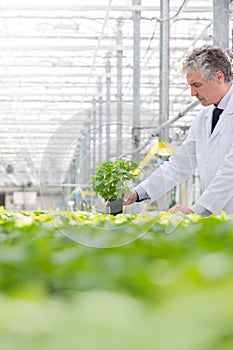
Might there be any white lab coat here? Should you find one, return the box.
[136,95,233,216]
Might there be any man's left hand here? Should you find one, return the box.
[168,204,194,215]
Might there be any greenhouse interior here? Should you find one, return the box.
[1,1,233,350]
[0,0,231,212]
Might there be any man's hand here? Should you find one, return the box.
[168,204,194,215]
[123,190,138,205]
[103,190,138,207]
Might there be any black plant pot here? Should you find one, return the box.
[108,198,124,215]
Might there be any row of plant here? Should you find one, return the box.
[0,209,233,298]
[1,209,233,350]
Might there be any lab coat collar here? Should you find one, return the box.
[209,95,233,138]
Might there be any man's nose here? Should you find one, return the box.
[191,86,197,96]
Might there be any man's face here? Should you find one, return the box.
[186,69,223,106]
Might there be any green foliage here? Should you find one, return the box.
[1,209,233,350]
[0,210,233,298]
[92,158,139,199]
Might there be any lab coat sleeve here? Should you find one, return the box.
[193,140,233,215]
[191,202,212,216]
[134,184,150,201]
[134,125,197,204]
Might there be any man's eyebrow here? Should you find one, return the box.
[189,81,202,86]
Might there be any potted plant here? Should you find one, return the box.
[92,159,139,215]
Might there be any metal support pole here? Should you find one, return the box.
[213,0,229,49]
[75,158,79,188]
[74,153,79,211]
[64,172,71,201]
[70,159,76,191]
[79,134,89,185]
[92,99,97,172]
[116,19,123,157]
[159,0,170,143]
[79,137,85,185]
[87,110,92,176]
[98,77,103,164]
[132,0,141,163]
[106,54,111,160]
[82,133,90,182]
[74,152,79,185]
[232,28,233,52]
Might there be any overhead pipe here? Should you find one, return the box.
[120,99,199,158]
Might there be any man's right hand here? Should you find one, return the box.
[123,190,138,206]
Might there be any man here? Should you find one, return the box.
[124,44,233,216]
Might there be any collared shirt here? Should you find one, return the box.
[217,83,233,110]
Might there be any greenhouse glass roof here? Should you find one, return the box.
[0,0,231,187]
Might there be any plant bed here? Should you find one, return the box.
[1,210,233,350]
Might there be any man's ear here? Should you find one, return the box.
[216,70,225,82]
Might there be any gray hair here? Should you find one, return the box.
[182,44,233,82]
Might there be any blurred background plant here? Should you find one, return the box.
[0,210,233,349]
